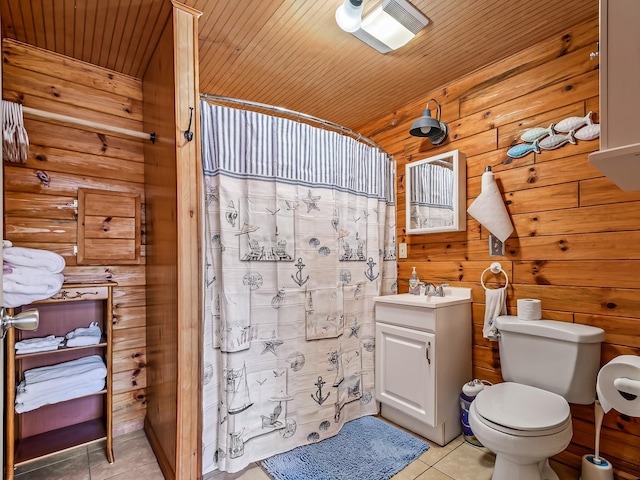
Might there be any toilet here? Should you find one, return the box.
[468,315,605,480]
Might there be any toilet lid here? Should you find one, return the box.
[474,382,570,432]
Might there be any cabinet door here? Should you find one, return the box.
[375,322,436,426]
[602,0,640,150]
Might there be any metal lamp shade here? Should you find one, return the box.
[409,102,449,145]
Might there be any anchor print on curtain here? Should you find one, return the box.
[200,101,396,475]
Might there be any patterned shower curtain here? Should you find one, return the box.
[200,101,396,475]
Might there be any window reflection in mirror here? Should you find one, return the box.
[405,150,466,234]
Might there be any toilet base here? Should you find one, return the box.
[493,457,559,480]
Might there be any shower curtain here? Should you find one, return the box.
[200,101,396,474]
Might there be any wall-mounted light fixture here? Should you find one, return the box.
[336,0,429,54]
[409,99,449,145]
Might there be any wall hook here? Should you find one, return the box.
[184,107,194,142]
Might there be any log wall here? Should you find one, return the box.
[357,19,640,479]
[2,38,147,437]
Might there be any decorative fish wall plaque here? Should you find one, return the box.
[506,110,600,163]
[538,130,576,150]
[520,123,555,143]
[574,123,600,141]
[507,140,540,159]
[554,111,592,133]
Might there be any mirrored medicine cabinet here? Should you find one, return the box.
[405,150,466,234]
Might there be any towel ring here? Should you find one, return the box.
[481,262,509,290]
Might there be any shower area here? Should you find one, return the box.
[198,99,397,474]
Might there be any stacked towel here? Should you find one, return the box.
[65,322,102,347]
[15,355,107,413]
[15,335,64,354]
[3,247,65,308]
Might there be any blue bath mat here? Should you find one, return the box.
[261,416,429,480]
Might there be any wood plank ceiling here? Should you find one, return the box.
[1,0,599,132]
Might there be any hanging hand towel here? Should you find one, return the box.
[467,170,513,242]
[483,286,507,341]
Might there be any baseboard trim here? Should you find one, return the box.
[145,418,175,480]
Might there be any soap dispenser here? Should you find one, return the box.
[409,267,421,295]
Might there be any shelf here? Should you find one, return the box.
[15,338,108,359]
[5,282,116,478]
[14,418,107,466]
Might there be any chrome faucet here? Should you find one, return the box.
[421,282,448,297]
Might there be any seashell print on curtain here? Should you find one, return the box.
[200,101,396,475]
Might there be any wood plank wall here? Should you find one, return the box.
[2,39,148,437]
[358,19,640,480]
[141,15,179,479]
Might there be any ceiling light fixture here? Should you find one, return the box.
[409,99,449,145]
[335,0,364,33]
[342,0,429,54]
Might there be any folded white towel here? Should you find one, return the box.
[3,291,61,308]
[65,322,102,347]
[19,365,106,398]
[65,322,101,339]
[15,335,64,350]
[3,247,65,273]
[15,378,106,413]
[483,287,507,341]
[22,355,106,386]
[3,267,64,293]
[66,336,102,347]
[2,268,64,307]
[16,344,61,354]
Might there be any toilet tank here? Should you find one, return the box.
[495,315,605,404]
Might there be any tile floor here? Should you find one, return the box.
[14,429,163,480]
[15,420,581,480]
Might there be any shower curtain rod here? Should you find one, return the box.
[22,106,156,143]
[200,94,388,155]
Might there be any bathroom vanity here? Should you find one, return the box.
[374,288,472,445]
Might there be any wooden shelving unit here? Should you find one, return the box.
[4,282,116,479]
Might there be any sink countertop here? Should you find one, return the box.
[373,288,472,308]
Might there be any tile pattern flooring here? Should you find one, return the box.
[15,420,581,480]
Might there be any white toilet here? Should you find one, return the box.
[468,315,605,480]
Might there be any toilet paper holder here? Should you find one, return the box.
[481,262,509,290]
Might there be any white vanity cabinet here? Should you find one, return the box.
[374,290,472,446]
[588,0,640,191]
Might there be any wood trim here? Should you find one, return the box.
[173,4,202,478]
[144,418,175,480]
[4,327,16,480]
[170,1,202,18]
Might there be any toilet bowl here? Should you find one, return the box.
[468,382,573,480]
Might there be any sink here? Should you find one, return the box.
[373,287,472,308]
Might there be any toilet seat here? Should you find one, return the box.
[473,382,571,437]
